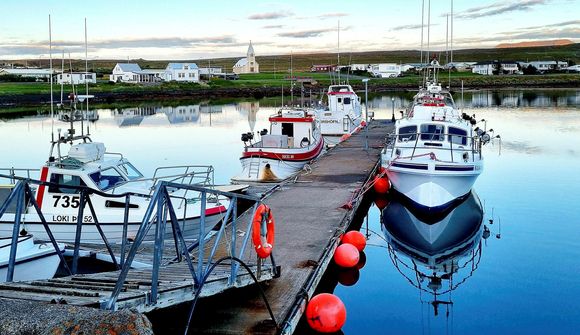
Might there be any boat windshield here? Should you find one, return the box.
[89,168,127,191]
[117,162,143,180]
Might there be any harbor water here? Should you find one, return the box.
[1,89,579,334]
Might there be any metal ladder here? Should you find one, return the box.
[248,156,260,178]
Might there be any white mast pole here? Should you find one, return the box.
[83,17,88,136]
[420,0,424,66]
[337,20,341,84]
[451,0,454,63]
[49,15,54,134]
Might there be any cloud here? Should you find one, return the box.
[391,23,439,31]
[318,13,349,19]
[519,19,580,30]
[278,28,336,38]
[455,0,547,19]
[263,24,284,29]
[248,11,293,20]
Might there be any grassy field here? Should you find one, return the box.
[5,43,579,75]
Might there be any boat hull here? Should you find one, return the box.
[383,158,482,209]
[233,156,310,182]
[0,236,63,282]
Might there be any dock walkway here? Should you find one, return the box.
[188,119,393,334]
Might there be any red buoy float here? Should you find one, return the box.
[334,243,360,268]
[340,133,351,142]
[306,293,347,333]
[360,120,367,127]
[341,231,366,252]
[337,268,360,286]
[373,196,389,210]
[373,175,390,194]
[251,204,275,259]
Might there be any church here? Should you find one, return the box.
[233,41,259,74]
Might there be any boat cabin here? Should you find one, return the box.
[326,85,360,114]
[252,109,317,149]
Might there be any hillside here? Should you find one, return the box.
[4,43,579,74]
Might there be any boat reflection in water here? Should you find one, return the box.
[381,191,484,316]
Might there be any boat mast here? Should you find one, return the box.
[420,0,424,66]
[337,20,341,84]
[290,51,293,104]
[49,15,54,136]
[451,0,454,64]
[82,17,88,137]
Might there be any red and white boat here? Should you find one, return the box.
[314,84,363,147]
[232,108,324,183]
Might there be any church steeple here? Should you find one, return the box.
[247,40,255,58]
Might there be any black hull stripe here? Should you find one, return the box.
[392,162,429,170]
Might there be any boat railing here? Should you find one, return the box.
[385,131,483,163]
[0,168,40,183]
[0,173,278,317]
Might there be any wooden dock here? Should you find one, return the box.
[184,119,393,334]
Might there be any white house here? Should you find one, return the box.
[525,61,569,72]
[369,63,403,78]
[57,72,97,85]
[163,63,199,82]
[499,61,519,74]
[109,63,143,83]
[472,61,496,75]
[0,68,53,80]
[199,67,222,76]
[445,61,476,71]
[233,41,259,74]
[350,64,369,71]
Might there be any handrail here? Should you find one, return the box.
[386,131,483,162]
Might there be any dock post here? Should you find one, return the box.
[6,182,25,282]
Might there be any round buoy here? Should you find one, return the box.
[251,204,275,259]
[337,268,360,286]
[373,196,389,210]
[341,231,366,252]
[373,175,390,194]
[306,293,347,333]
[334,243,359,268]
[360,120,367,127]
[340,133,351,142]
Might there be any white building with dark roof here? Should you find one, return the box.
[0,68,54,80]
[233,41,259,74]
[163,63,199,82]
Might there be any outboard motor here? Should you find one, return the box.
[260,129,268,136]
[241,132,254,143]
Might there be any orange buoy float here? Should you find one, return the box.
[360,120,367,127]
[251,204,275,259]
[341,231,366,252]
[373,175,390,194]
[340,133,351,142]
[306,293,347,333]
[334,243,359,268]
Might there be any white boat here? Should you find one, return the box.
[0,235,64,282]
[232,107,324,183]
[314,84,363,146]
[380,60,494,211]
[0,131,230,243]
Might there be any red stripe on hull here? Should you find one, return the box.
[205,205,227,216]
[36,166,49,210]
[241,138,323,161]
[268,117,314,123]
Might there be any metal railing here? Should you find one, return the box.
[0,172,274,312]
[0,168,40,183]
[385,131,483,163]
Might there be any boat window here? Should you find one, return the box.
[337,98,342,103]
[118,162,143,180]
[281,123,294,137]
[420,124,445,141]
[48,174,86,194]
[89,168,127,191]
[398,126,417,142]
[344,97,351,105]
[448,127,468,145]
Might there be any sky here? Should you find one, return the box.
[0,0,578,61]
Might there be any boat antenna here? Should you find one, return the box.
[83,17,90,137]
[60,49,64,106]
[49,14,54,135]
[420,0,425,66]
[451,0,454,64]
[337,20,341,84]
[290,51,293,104]
[425,0,431,87]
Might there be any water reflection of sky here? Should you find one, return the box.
[1,91,580,333]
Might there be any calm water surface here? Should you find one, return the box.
[1,89,579,334]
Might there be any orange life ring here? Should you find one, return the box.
[252,204,275,259]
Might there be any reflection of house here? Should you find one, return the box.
[109,63,163,83]
[233,41,259,74]
[200,105,223,114]
[162,105,200,123]
[57,72,96,84]
[112,106,158,127]
[0,68,53,79]
[163,63,199,82]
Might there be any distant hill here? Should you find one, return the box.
[5,43,580,74]
[496,39,574,49]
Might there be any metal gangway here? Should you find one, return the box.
[0,174,279,327]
